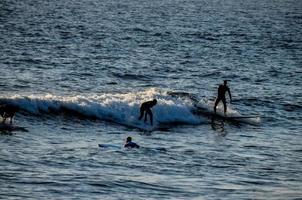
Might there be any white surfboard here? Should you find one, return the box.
[98,144,121,149]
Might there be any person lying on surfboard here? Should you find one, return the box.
[138,99,157,126]
[214,80,232,115]
[124,136,140,148]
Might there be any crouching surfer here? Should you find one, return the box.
[138,99,157,126]
[0,104,19,124]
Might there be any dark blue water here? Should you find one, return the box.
[1,0,302,199]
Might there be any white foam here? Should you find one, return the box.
[1,88,202,126]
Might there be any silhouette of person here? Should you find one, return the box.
[214,80,232,115]
[124,136,140,148]
[0,104,19,124]
[138,99,157,126]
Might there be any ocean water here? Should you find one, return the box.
[0,0,301,199]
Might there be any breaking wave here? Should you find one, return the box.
[0,89,202,126]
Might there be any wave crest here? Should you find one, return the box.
[0,89,202,126]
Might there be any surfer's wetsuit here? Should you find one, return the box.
[214,82,232,114]
[124,141,140,148]
[138,99,157,126]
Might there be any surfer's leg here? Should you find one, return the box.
[144,110,148,122]
[214,98,220,113]
[138,108,144,120]
[222,98,227,114]
[146,110,153,126]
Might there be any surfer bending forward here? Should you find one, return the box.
[124,137,140,148]
[138,99,157,126]
[214,80,232,115]
[0,104,19,124]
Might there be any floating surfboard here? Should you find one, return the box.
[98,143,139,150]
[98,144,166,152]
[98,144,121,149]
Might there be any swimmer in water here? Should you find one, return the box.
[214,80,232,115]
[124,136,140,148]
[138,99,157,126]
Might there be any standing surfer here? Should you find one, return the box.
[214,80,232,115]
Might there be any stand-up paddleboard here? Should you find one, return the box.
[0,124,28,132]
[194,102,260,125]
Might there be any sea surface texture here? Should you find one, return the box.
[0,0,301,199]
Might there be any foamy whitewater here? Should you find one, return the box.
[1,89,201,125]
[1,0,301,199]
